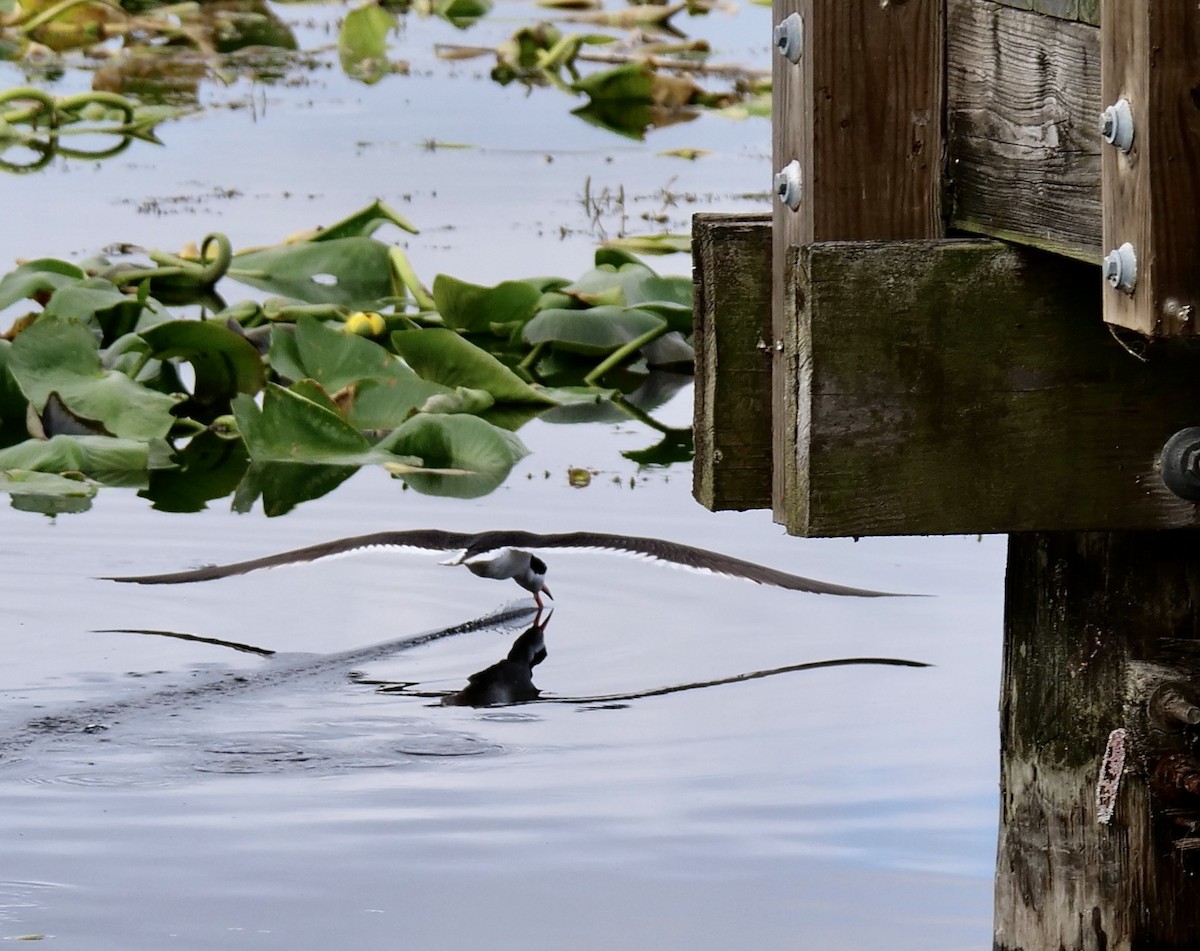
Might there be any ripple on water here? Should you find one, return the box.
[389,733,502,757]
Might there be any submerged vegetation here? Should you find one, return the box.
[0,0,769,148]
[0,201,694,515]
[0,0,764,514]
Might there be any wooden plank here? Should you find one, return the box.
[692,213,773,512]
[947,0,1102,262]
[1101,2,1200,337]
[996,531,1200,949]
[772,0,943,521]
[780,239,1200,536]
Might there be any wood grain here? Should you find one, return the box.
[997,532,1200,949]
[692,213,773,512]
[947,0,1102,261]
[772,0,943,520]
[781,239,1200,536]
[1102,1,1200,337]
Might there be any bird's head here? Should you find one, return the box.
[528,554,553,601]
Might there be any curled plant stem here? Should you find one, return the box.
[583,323,669,385]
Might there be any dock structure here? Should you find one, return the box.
[693,1,1200,947]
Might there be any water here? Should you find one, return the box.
[0,3,1001,947]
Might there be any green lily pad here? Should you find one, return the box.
[41,278,165,344]
[0,258,85,311]
[233,461,357,517]
[339,5,398,84]
[0,469,95,497]
[522,305,666,355]
[0,434,152,486]
[142,430,250,513]
[229,237,394,307]
[8,319,179,441]
[233,385,386,465]
[140,319,266,410]
[272,317,429,392]
[432,275,542,334]
[378,413,528,498]
[391,328,556,404]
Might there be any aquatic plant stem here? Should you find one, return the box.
[583,323,669,384]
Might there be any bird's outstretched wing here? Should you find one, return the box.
[105,528,918,597]
[103,530,477,584]
[463,531,914,597]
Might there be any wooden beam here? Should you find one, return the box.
[772,0,943,521]
[692,213,773,512]
[997,531,1200,950]
[1101,2,1200,337]
[947,0,1102,262]
[780,239,1200,536]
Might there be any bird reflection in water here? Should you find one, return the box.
[439,611,550,708]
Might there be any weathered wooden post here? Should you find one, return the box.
[692,0,1200,946]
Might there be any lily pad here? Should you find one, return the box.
[229,237,394,307]
[339,5,398,84]
[0,434,152,486]
[142,430,250,513]
[432,275,542,334]
[0,258,85,311]
[8,318,179,441]
[140,319,266,411]
[378,413,528,498]
[522,305,666,355]
[233,461,357,518]
[391,328,556,404]
[232,385,411,466]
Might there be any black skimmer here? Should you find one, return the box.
[103,528,912,602]
[442,612,549,707]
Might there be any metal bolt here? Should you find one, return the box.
[773,12,803,63]
[1099,98,1134,152]
[774,159,802,210]
[1102,241,1137,294]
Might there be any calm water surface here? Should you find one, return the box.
[1,3,1000,947]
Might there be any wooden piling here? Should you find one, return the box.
[997,531,1200,950]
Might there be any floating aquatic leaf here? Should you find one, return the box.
[434,0,493,28]
[656,148,710,160]
[232,385,389,465]
[339,4,398,84]
[142,430,250,513]
[229,237,393,307]
[0,434,152,486]
[139,319,265,413]
[391,328,556,404]
[310,199,419,241]
[0,258,85,311]
[0,468,96,498]
[378,413,528,498]
[566,3,685,29]
[9,318,179,441]
[522,305,666,355]
[601,233,692,255]
[270,318,449,421]
[233,461,357,517]
[432,275,542,334]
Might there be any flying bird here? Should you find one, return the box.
[103,528,912,603]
